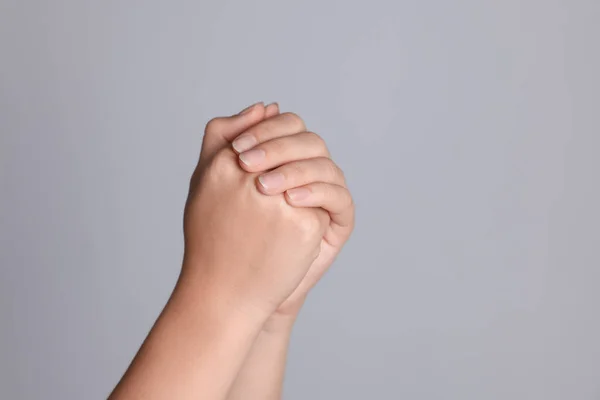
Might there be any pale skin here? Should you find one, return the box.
[109,102,355,400]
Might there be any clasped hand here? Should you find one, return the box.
[182,102,355,321]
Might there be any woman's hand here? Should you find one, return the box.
[182,103,332,319]
[230,106,355,318]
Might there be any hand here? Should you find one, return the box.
[182,102,331,319]
[230,106,355,318]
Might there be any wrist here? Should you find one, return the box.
[173,266,271,332]
[261,297,307,334]
[261,312,298,334]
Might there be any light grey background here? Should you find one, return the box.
[1,1,599,399]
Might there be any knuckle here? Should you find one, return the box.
[305,130,323,143]
[209,147,237,177]
[281,112,306,131]
[343,189,354,209]
[305,131,328,153]
[205,117,225,135]
[285,162,306,181]
[267,137,286,155]
[323,158,343,182]
[204,117,221,133]
[297,212,322,237]
[253,124,269,142]
[342,188,354,210]
[336,163,347,179]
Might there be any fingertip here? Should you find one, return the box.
[284,190,304,208]
[231,134,258,154]
[284,190,294,204]
[255,176,272,195]
[285,187,312,204]
[264,102,280,118]
[238,148,265,170]
[238,101,264,116]
[241,103,267,125]
[238,155,250,170]
[256,172,286,195]
[217,103,266,143]
[237,153,258,173]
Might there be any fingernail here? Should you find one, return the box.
[239,148,265,166]
[258,172,285,191]
[239,102,262,115]
[286,187,311,202]
[232,134,257,153]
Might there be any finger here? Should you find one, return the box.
[201,102,266,158]
[285,182,354,229]
[237,132,330,173]
[222,102,278,159]
[236,102,264,116]
[231,112,306,154]
[264,102,280,118]
[256,157,346,195]
[315,207,331,235]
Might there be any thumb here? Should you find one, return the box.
[200,102,266,158]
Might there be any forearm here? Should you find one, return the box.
[226,313,297,400]
[109,269,267,400]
